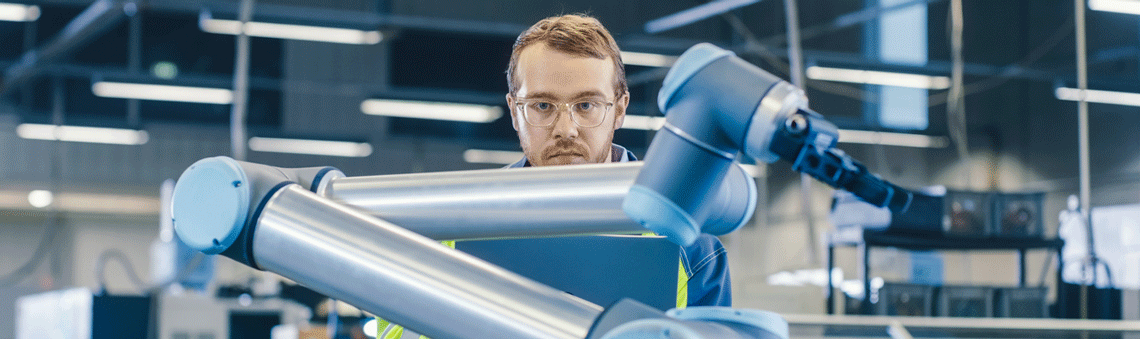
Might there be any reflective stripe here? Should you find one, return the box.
[645,232,689,309]
[677,259,688,309]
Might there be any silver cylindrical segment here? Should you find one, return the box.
[253,184,603,339]
[323,162,650,240]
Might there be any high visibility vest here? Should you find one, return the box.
[376,240,689,339]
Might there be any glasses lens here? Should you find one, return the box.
[572,101,607,127]
[524,101,557,126]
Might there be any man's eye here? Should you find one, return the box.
[533,102,553,111]
[575,102,594,111]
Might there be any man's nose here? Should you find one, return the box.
[550,111,579,139]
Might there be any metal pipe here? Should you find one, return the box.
[1075,0,1091,322]
[324,163,644,240]
[322,162,756,241]
[126,2,141,127]
[230,0,254,161]
[254,184,603,339]
[783,0,819,267]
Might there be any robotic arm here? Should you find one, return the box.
[171,43,933,339]
[171,159,783,339]
[625,43,936,246]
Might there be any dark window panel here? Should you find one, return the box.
[32,5,82,46]
[0,21,26,60]
[390,29,513,93]
[71,20,128,67]
[141,12,282,78]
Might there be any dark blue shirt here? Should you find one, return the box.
[506,144,732,307]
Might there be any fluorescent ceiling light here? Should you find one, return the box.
[806,66,951,90]
[1055,87,1140,107]
[92,81,233,104]
[621,115,667,130]
[361,99,502,123]
[645,0,760,33]
[463,149,524,165]
[621,51,678,68]
[248,137,373,157]
[0,3,40,22]
[200,16,383,45]
[1090,0,1140,15]
[0,189,158,215]
[17,124,149,145]
[838,129,949,148]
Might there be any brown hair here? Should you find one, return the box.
[506,14,627,97]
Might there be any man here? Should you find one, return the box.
[504,14,731,308]
[378,14,731,339]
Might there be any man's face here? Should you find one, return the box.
[508,43,627,167]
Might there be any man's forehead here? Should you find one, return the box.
[522,90,608,101]
[515,43,615,97]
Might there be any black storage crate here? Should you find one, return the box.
[995,287,1048,318]
[992,192,1045,238]
[876,283,935,316]
[943,190,994,237]
[938,285,994,317]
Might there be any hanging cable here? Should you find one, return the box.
[94,249,150,293]
[0,215,63,286]
[94,248,207,294]
[0,77,68,287]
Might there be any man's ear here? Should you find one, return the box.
[612,92,630,131]
[506,93,519,131]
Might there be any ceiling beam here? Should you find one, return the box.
[1,0,129,96]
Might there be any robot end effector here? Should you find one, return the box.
[624,43,926,246]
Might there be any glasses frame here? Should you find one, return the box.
[512,97,616,128]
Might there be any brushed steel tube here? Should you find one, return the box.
[253,184,603,339]
[324,163,649,240]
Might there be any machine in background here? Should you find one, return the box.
[15,288,310,339]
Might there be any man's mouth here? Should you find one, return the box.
[547,152,582,159]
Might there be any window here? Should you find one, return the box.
[869,0,929,130]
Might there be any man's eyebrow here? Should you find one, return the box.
[570,90,608,100]
[520,92,560,100]
[521,90,609,101]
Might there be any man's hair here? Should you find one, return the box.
[506,14,627,97]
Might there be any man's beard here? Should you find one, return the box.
[541,139,593,165]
